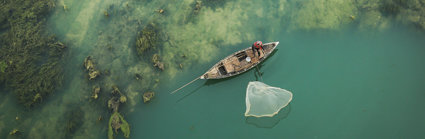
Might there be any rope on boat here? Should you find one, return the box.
[256,66,263,81]
[170,76,201,94]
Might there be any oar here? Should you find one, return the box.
[170,76,201,94]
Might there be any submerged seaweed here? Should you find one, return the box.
[135,23,163,56]
[108,112,130,139]
[202,0,228,10]
[0,0,66,107]
[61,106,84,138]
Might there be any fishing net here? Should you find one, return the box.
[245,81,293,117]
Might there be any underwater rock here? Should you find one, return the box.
[152,54,165,70]
[89,70,101,80]
[104,10,109,17]
[143,92,155,103]
[120,96,127,103]
[98,116,103,121]
[108,97,120,112]
[109,85,128,111]
[349,15,356,20]
[135,73,142,80]
[92,86,101,99]
[83,56,101,80]
[9,129,20,135]
[63,3,69,11]
[33,93,42,103]
[156,9,165,14]
[84,56,95,71]
[112,85,123,95]
[108,112,130,139]
[194,1,202,15]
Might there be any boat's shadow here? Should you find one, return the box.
[176,49,279,102]
[176,77,236,103]
[245,104,292,128]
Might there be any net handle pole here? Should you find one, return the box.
[170,76,201,94]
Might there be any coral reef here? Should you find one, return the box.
[92,86,101,99]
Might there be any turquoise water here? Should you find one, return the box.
[134,27,425,138]
[1,0,425,138]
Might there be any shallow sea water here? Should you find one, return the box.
[1,0,425,138]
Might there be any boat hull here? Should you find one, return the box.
[200,42,279,79]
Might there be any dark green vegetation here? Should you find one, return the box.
[0,0,66,107]
[380,1,402,16]
[60,106,84,138]
[378,0,425,28]
[108,112,130,139]
[201,0,228,10]
[135,23,167,71]
[135,23,164,56]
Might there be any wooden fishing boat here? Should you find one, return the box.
[171,41,279,94]
[200,41,279,79]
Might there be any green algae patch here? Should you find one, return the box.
[136,23,163,56]
[288,0,358,31]
[0,61,6,73]
[63,106,84,138]
[202,0,228,10]
[0,0,67,108]
[108,112,130,139]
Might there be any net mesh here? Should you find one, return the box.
[245,81,293,117]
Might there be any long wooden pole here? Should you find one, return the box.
[170,76,201,94]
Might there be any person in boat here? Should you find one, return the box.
[251,41,264,58]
